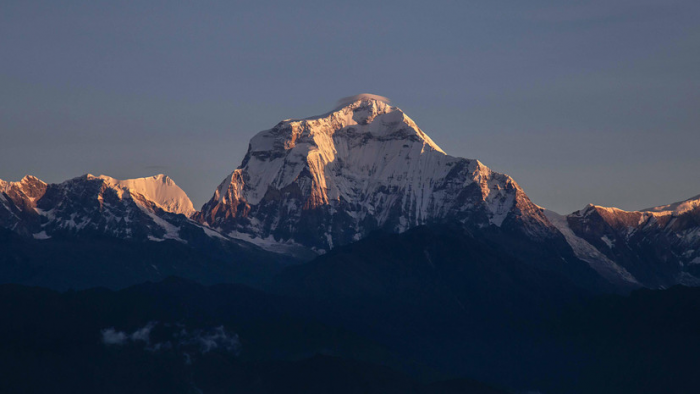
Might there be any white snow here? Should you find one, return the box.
[544,210,639,285]
[1,174,213,245]
[95,174,195,216]
[133,200,185,243]
[228,231,315,257]
[199,225,228,240]
[32,231,51,240]
[1,176,42,191]
[34,207,55,220]
[601,235,615,249]
[642,194,700,215]
[233,98,450,209]
[0,175,47,201]
[206,97,523,250]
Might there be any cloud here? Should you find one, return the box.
[147,341,172,352]
[100,322,240,359]
[335,94,391,109]
[101,328,128,346]
[101,321,156,346]
[130,321,156,343]
[183,326,240,353]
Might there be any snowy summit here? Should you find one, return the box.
[93,174,195,217]
[196,95,550,252]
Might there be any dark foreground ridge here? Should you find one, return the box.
[2,270,700,393]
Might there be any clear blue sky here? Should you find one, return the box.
[1,0,699,213]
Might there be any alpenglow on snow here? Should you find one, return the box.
[195,95,553,252]
[0,174,199,242]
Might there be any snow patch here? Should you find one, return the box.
[134,201,185,243]
[601,235,614,249]
[199,225,228,240]
[97,174,195,216]
[544,210,638,285]
[642,193,700,215]
[32,231,51,240]
[229,231,314,257]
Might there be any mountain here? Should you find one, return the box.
[2,96,698,292]
[0,175,49,232]
[0,173,201,241]
[96,174,196,216]
[2,96,700,392]
[196,96,555,254]
[546,194,700,288]
[0,174,294,290]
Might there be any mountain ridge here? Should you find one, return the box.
[554,196,700,288]
[0,173,200,241]
[2,96,700,291]
[195,97,554,253]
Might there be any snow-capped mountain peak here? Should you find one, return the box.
[561,194,700,288]
[87,174,195,216]
[196,95,552,252]
[0,175,49,217]
[642,194,700,215]
[0,173,203,243]
[0,175,47,199]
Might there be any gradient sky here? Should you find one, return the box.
[1,0,699,214]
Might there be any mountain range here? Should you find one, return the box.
[2,95,698,291]
[3,95,700,393]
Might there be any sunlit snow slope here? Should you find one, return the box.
[0,174,200,242]
[196,97,552,252]
[560,196,700,288]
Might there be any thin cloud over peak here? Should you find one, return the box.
[335,94,391,109]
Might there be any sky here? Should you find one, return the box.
[1,0,699,214]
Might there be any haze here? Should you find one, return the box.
[1,1,699,214]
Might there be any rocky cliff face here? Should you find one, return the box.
[196,97,555,252]
[0,174,210,243]
[0,175,49,232]
[0,173,299,290]
[4,96,699,291]
[561,197,700,288]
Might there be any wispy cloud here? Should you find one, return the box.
[180,326,240,353]
[100,322,240,361]
[101,321,156,345]
[101,328,128,345]
[130,321,156,343]
[335,94,391,109]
